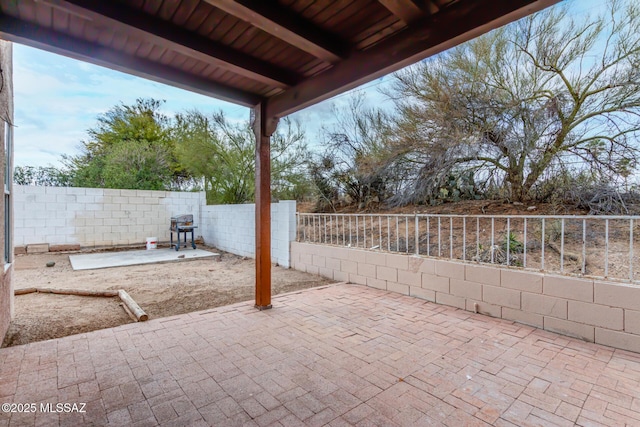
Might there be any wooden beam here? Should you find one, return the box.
[378,0,426,24]
[203,0,347,63]
[39,0,300,88]
[0,13,261,107]
[251,102,277,310]
[266,0,559,118]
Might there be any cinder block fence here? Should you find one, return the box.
[291,241,640,354]
[14,186,203,248]
[14,186,296,265]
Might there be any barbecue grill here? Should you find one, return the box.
[170,214,197,251]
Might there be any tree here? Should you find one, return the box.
[13,165,73,186]
[387,0,640,203]
[173,111,311,204]
[310,93,396,211]
[64,98,189,190]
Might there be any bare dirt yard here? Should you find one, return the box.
[4,246,333,347]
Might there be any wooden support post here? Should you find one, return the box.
[252,102,278,310]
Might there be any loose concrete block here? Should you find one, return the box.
[397,270,421,287]
[435,260,465,280]
[465,264,500,286]
[13,246,26,255]
[422,274,450,293]
[544,275,593,302]
[387,282,409,295]
[49,244,81,252]
[501,270,543,293]
[341,260,358,274]
[595,328,640,353]
[467,300,501,318]
[377,266,397,282]
[568,301,623,330]
[26,243,49,254]
[544,317,594,342]
[357,263,376,279]
[483,285,520,309]
[436,292,466,310]
[386,253,409,270]
[521,293,567,319]
[367,277,387,290]
[594,281,640,311]
[450,279,482,300]
[409,286,435,302]
[502,308,544,328]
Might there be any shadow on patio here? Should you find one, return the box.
[1,283,639,426]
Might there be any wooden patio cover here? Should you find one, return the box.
[0,0,559,309]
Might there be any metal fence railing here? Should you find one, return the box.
[296,213,640,284]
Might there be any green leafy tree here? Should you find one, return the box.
[64,98,189,190]
[173,111,311,204]
[13,165,73,186]
[387,0,640,203]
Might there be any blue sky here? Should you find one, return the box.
[13,0,600,169]
[13,45,390,168]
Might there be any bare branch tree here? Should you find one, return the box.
[387,0,640,203]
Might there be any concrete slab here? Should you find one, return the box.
[69,248,219,270]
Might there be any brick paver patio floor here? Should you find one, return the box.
[1,283,640,426]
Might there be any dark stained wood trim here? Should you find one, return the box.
[42,0,300,88]
[377,0,425,24]
[251,102,276,310]
[0,13,262,106]
[203,0,347,63]
[267,0,560,118]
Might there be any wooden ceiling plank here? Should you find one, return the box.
[0,13,262,107]
[51,7,69,32]
[188,60,207,76]
[180,56,198,73]
[184,2,212,32]
[171,0,199,26]
[67,13,85,38]
[266,0,560,118]
[34,2,53,27]
[157,0,181,21]
[134,40,154,58]
[142,0,163,16]
[122,35,142,56]
[41,0,300,88]
[354,15,405,48]
[199,8,231,39]
[203,0,347,63]
[309,0,357,29]
[377,0,425,24]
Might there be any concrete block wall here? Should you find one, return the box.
[201,200,296,267]
[292,242,640,354]
[14,186,204,247]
